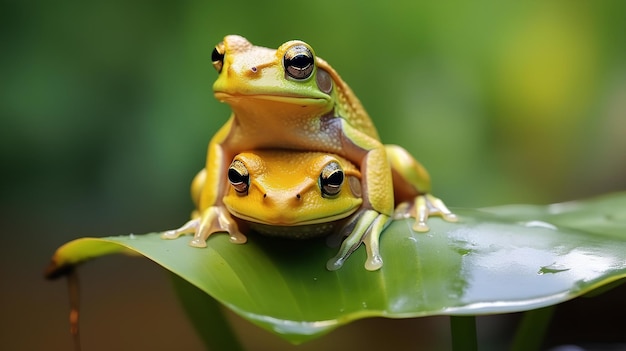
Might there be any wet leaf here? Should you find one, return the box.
[46,193,626,343]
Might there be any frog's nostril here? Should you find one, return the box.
[296,194,301,200]
[251,66,258,73]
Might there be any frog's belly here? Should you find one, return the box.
[247,221,337,239]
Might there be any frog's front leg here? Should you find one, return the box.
[162,119,247,246]
[331,123,395,270]
[161,206,247,246]
[326,209,390,271]
[386,144,457,232]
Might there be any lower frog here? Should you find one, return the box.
[163,146,456,271]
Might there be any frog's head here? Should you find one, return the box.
[223,150,363,236]
[211,35,337,117]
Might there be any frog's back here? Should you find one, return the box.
[316,57,380,141]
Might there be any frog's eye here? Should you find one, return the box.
[228,160,249,195]
[320,161,344,197]
[212,42,225,73]
[283,45,314,80]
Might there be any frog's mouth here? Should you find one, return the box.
[214,92,329,106]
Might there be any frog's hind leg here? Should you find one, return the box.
[386,144,457,232]
[395,194,458,232]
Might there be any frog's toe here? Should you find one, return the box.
[187,221,211,247]
[161,230,180,240]
[326,236,362,271]
[442,212,458,222]
[228,232,247,244]
[364,254,383,271]
[161,218,200,240]
[425,194,458,223]
[326,256,346,271]
[189,237,208,248]
[412,220,430,232]
[392,202,411,220]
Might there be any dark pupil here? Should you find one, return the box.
[326,171,344,187]
[211,48,224,62]
[228,169,246,185]
[289,54,312,69]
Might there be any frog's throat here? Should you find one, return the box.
[248,221,337,239]
[227,207,358,226]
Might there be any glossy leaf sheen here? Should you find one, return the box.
[48,193,626,343]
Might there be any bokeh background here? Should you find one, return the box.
[2,1,625,350]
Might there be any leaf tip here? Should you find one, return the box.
[44,255,75,280]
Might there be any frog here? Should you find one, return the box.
[223,150,363,240]
[162,35,457,270]
[171,146,454,270]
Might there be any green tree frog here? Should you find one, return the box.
[162,35,457,270]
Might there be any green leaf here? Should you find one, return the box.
[46,192,626,344]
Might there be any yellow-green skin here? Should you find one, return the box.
[162,35,457,271]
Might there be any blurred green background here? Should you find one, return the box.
[2,1,625,350]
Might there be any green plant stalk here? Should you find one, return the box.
[450,316,478,351]
[510,306,555,351]
[170,273,244,351]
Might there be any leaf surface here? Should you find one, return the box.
[46,193,626,343]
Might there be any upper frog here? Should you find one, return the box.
[162,35,457,271]
[210,35,379,150]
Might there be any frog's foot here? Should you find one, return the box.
[394,194,458,232]
[161,206,247,247]
[326,209,391,271]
